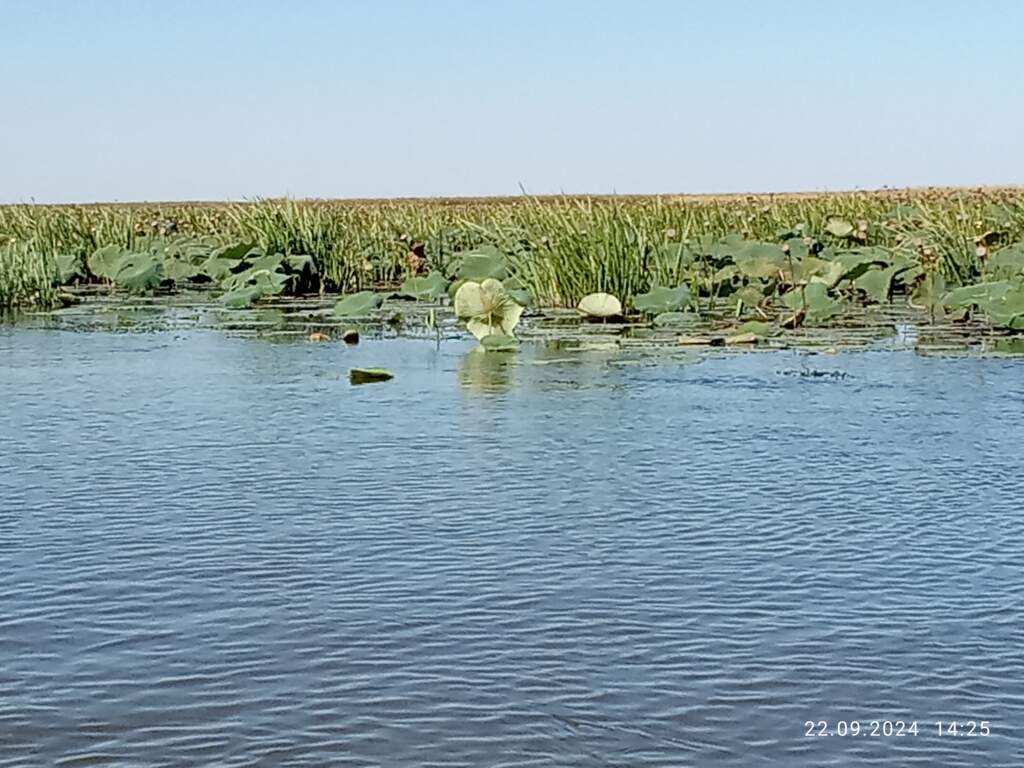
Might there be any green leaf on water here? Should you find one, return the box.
[652,311,700,327]
[854,264,907,304]
[221,285,263,309]
[781,282,842,321]
[333,291,385,317]
[734,320,775,337]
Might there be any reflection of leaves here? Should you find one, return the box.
[458,348,515,394]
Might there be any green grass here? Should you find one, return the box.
[2,188,1023,309]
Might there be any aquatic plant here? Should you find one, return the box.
[454,278,524,341]
[578,292,622,318]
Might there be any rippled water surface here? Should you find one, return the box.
[2,327,1024,767]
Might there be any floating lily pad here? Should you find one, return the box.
[652,311,701,327]
[479,334,520,351]
[334,291,385,317]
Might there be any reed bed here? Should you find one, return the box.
[2,188,1022,309]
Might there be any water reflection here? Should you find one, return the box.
[458,347,516,393]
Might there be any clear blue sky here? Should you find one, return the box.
[3,0,1022,203]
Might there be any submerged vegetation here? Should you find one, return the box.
[3,188,1024,339]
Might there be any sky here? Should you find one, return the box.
[2,0,1022,203]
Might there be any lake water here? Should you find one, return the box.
[2,327,1023,766]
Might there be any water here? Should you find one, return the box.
[2,327,1023,767]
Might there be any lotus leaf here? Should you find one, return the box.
[285,253,315,273]
[162,257,203,282]
[349,368,394,385]
[854,264,907,304]
[781,282,842,321]
[577,292,622,318]
[733,242,787,279]
[333,291,385,316]
[87,244,125,280]
[400,271,449,301]
[457,248,509,281]
[986,243,1024,280]
[455,279,523,339]
[825,218,855,238]
[221,286,263,309]
[113,253,163,293]
[633,285,693,315]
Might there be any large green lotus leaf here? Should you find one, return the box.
[215,241,259,263]
[221,285,264,309]
[55,254,83,283]
[734,284,767,308]
[781,282,842,320]
[825,218,855,238]
[577,292,622,318]
[162,257,203,282]
[248,253,284,273]
[943,281,1014,309]
[733,242,787,279]
[633,285,693,315]
[986,243,1024,280]
[87,244,126,280]
[113,253,163,293]
[400,271,448,301]
[854,264,907,304]
[333,291,385,316]
[221,265,288,294]
[784,239,811,260]
[984,284,1024,327]
[833,248,891,283]
[457,249,509,281]
[200,255,239,281]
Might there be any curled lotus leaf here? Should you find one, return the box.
[113,253,163,293]
[455,279,523,339]
[825,218,855,238]
[577,292,622,318]
[87,244,125,280]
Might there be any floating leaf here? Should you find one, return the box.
[634,285,693,315]
[725,332,759,345]
[734,320,774,337]
[349,368,394,385]
[502,276,532,307]
[333,291,385,317]
[577,292,622,318]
